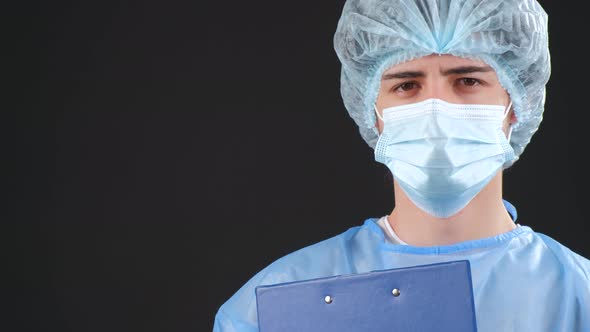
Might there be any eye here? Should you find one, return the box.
[457,77,482,87]
[392,81,419,92]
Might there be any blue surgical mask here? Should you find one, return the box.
[374,98,515,218]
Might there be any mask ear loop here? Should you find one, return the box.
[374,104,384,122]
[503,100,513,142]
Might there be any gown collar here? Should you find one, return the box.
[365,199,532,255]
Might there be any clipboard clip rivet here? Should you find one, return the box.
[324,295,333,304]
[392,288,401,297]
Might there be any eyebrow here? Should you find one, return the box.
[381,66,494,80]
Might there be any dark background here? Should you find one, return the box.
[13,1,589,331]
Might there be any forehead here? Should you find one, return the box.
[383,54,494,74]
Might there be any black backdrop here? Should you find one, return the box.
[14,1,590,331]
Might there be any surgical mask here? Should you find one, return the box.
[374,98,515,218]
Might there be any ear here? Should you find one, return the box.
[509,109,517,124]
[375,118,382,134]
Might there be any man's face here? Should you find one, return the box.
[375,54,516,135]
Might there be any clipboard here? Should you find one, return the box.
[255,260,477,332]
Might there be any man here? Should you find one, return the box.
[213,0,590,331]
[372,53,518,246]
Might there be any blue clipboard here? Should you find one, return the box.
[255,260,477,332]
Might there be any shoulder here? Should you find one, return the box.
[247,218,384,285]
[532,232,590,328]
[213,218,382,332]
[533,231,590,284]
[266,218,385,278]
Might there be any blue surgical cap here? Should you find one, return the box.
[333,0,550,167]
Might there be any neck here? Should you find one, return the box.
[387,171,516,247]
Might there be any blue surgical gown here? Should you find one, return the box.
[213,200,590,331]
